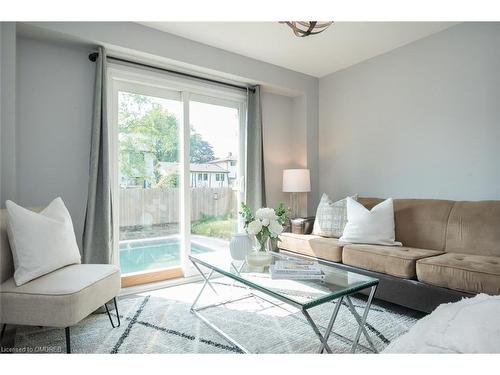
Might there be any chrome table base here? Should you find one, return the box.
[190,258,378,354]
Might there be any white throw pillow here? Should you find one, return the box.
[6,197,81,286]
[313,194,358,238]
[339,197,402,246]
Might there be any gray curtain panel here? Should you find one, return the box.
[245,85,266,211]
[82,46,114,265]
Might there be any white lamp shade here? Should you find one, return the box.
[282,169,311,192]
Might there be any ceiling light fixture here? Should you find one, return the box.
[280,21,333,37]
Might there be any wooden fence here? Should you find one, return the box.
[119,187,237,227]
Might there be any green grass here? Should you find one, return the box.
[191,215,237,240]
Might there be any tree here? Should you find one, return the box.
[118,92,216,187]
[190,131,215,163]
[156,172,179,188]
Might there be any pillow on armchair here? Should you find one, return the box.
[6,197,81,286]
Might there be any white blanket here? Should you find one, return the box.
[384,294,500,353]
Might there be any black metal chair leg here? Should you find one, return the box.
[65,327,71,354]
[1,324,6,345]
[114,297,121,327]
[104,297,121,328]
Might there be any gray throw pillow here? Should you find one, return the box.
[312,193,358,238]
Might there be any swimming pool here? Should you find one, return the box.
[119,238,213,274]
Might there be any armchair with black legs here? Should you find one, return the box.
[0,209,121,353]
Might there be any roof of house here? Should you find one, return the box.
[208,152,237,164]
[158,162,229,174]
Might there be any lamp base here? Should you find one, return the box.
[289,192,300,219]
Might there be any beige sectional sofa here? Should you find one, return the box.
[279,198,500,312]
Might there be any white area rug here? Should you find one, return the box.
[11,281,423,353]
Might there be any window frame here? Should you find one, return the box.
[108,62,247,281]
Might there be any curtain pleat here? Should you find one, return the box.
[245,86,266,211]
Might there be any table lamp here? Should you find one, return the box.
[282,169,311,218]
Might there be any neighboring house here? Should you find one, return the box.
[158,162,230,188]
[209,153,237,187]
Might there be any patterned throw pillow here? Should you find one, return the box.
[312,193,358,238]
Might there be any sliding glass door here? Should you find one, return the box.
[115,87,184,286]
[109,67,245,286]
[189,97,242,264]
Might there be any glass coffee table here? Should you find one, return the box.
[189,251,379,354]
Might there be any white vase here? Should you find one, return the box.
[229,233,253,261]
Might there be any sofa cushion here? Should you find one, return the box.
[417,253,500,295]
[278,233,344,262]
[358,198,455,251]
[0,264,120,327]
[445,201,500,257]
[342,244,443,279]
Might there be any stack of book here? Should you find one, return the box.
[270,259,325,280]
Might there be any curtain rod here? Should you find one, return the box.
[88,52,255,93]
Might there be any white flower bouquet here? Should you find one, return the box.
[239,203,288,252]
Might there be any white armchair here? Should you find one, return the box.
[0,209,121,353]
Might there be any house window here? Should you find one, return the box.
[198,173,203,181]
[220,174,225,181]
[230,160,236,167]
[203,173,208,181]
[215,174,220,181]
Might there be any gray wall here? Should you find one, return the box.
[262,92,309,214]
[12,34,308,248]
[16,37,95,246]
[25,22,320,213]
[319,22,500,202]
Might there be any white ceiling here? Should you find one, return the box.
[140,22,457,77]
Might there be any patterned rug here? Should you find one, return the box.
[8,281,424,354]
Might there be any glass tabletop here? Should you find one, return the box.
[189,251,378,309]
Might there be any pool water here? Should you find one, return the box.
[119,238,213,274]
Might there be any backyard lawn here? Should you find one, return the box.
[120,215,237,241]
[191,215,237,240]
